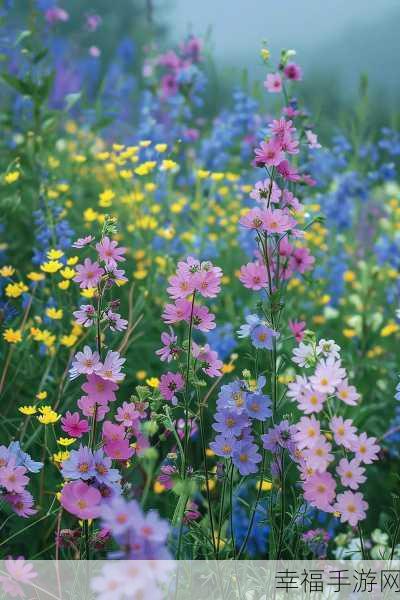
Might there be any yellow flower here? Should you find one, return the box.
[343,270,356,283]
[36,391,47,400]
[146,377,159,389]
[196,169,210,179]
[81,287,96,299]
[58,280,70,290]
[206,448,215,458]
[38,409,61,424]
[18,405,37,415]
[343,328,357,338]
[57,437,76,447]
[83,208,98,222]
[46,307,63,320]
[53,451,70,463]
[139,140,151,147]
[133,269,148,280]
[0,265,15,277]
[47,249,64,260]
[27,271,45,282]
[60,334,78,347]
[153,481,165,494]
[201,479,216,492]
[5,282,28,298]
[256,480,273,492]
[67,256,79,266]
[41,260,63,273]
[381,322,399,337]
[4,171,20,184]
[3,328,22,343]
[73,154,86,163]
[136,370,147,381]
[155,143,167,153]
[222,363,235,374]
[99,189,115,207]
[160,159,178,171]
[60,267,76,279]
[260,47,270,61]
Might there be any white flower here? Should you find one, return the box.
[317,339,341,359]
[292,342,318,367]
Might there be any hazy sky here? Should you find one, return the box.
[164,0,400,100]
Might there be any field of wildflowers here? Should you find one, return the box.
[1,2,400,584]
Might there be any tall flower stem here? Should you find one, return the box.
[182,291,196,477]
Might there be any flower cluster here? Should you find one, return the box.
[285,338,380,527]
[0,441,42,517]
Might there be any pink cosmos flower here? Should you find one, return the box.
[74,258,104,289]
[0,464,28,493]
[4,491,36,517]
[282,189,301,211]
[305,130,321,149]
[289,320,306,343]
[330,416,357,449]
[280,132,299,155]
[104,439,134,460]
[294,416,321,450]
[69,346,102,379]
[167,272,195,299]
[239,262,268,291]
[276,159,301,182]
[254,139,285,167]
[264,72,282,93]
[96,237,126,269]
[289,247,315,274]
[115,402,140,427]
[352,433,380,464]
[334,491,368,527]
[159,372,185,404]
[4,557,37,583]
[61,411,90,438]
[77,396,109,421]
[45,7,69,24]
[192,304,216,331]
[60,480,102,519]
[102,421,126,442]
[98,350,126,383]
[303,435,333,472]
[162,299,191,324]
[156,330,179,362]
[336,458,366,490]
[240,208,267,230]
[269,118,296,140]
[82,374,118,404]
[192,342,223,377]
[284,62,303,81]
[250,179,281,205]
[161,73,178,98]
[106,310,128,332]
[193,268,222,298]
[336,379,360,406]
[309,357,346,395]
[287,374,309,402]
[303,471,336,512]
[298,389,326,414]
[262,208,295,234]
[72,235,95,248]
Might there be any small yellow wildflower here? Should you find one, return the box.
[60,267,76,279]
[36,391,47,400]
[38,409,61,424]
[153,481,165,494]
[60,334,78,347]
[81,288,96,299]
[146,377,159,389]
[3,328,22,343]
[381,322,399,337]
[47,249,64,260]
[18,405,37,416]
[343,328,357,338]
[40,261,63,273]
[27,271,45,282]
[58,280,70,290]
[4,171,20,184]
[0,265,15,277]
[5,282,28,298]
[206,448,215,458]
[256,480,273,492]
[57,437,76,447]
[53,451,70,463]
[99,189,115,207]
[160,159,178,171]
[67,256,79,266]
[46,307,63,320]
[155,143,167,153]
[136,370,147,381]
[133,269,148,280]
[343,270,356,283]
[83,208,98,222]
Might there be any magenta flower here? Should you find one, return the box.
[45,7,69,24]
[69,346,102,379]
[276,159,301,182]
[159,372,185,404]
[105,310,128,332]
[156,330,179,363]
[77,396,109,421]
[254,139,284,167]
[239,261,267,291]
[5,490,36,517]
[193,269,221,298]
[103,439,134,460]
[283,62,303,81]
[289,320,306,343]
[167,272,195,299]
[73,304,96,327]
[289,247,315,274]
[74,258,104,289]
[115,402,140,427]
[162,299,191,324]
[264,72,282,93]
[192,342,222,377]
[302,471,336,512]
[192,304,216,332]
[61,411,89,438]
[60,480,102,519]
[239,208,267,230]
[333,491,368,527]
[262,208,295,234]
[86,14,102,32]
[0,464,28,493]
[96,236,126,269]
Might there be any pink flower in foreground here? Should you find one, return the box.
[240,208,267,230]
[239,262,268,291]
[4,557,37,583]
[167,271,195,299]
[352,433,380,464]
[97,350,126,383]
[336,379,360,406]
[276,159,301,182]
[5,491,36,517]
[309,357,346,395]
[81,374,118,404]
[115,402,140,428]
[192,304,216,331]
[156,330,179,362]
[61,411,90,438]
[254,139,285,167]
[262,208,295,234]
[297,389,326,414]
[69,346,102,379]
[336,458,366,490]
[289,247,315,274]
[330,416,357,449]
[264,72,282,93]
[303,435,333,472]
[303,471,336,512]
[73,304,96,327]
[284,62,303,81]
[162,299,191,324]
[73,258,104,289]
[77,396,109,421]
[193,268,222,298]
[60,481,102,519]
[96,237,126,269]
[334,491,368,527]
[72,235,95,248]
[159,372,185,405]
[192,342,223,377]
[294,415,321,450]
[104,439,134,460]
[0,464,28,493]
